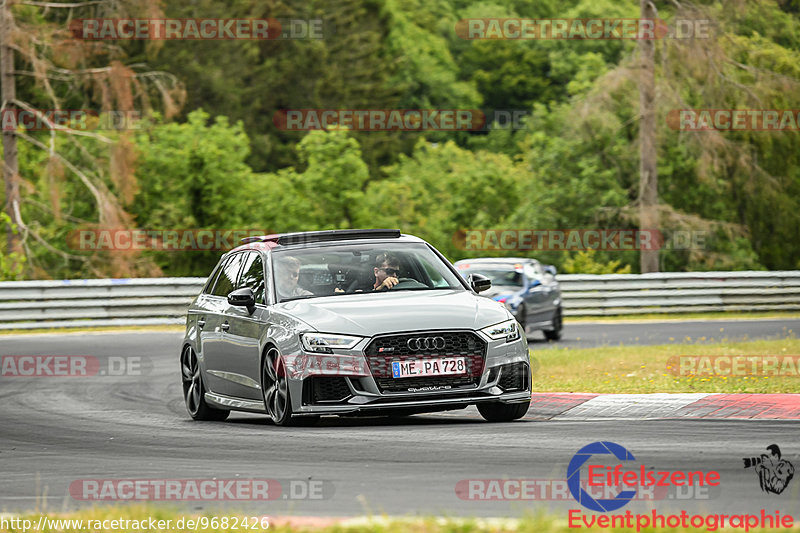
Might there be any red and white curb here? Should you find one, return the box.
[528,393,800,420]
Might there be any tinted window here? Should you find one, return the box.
[271,242,465,302]
[211,253,243,297]
[238,252,266,305]
[202,259,226,294]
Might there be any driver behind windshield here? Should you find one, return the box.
[275,255,313,300]
[373,252,402,291]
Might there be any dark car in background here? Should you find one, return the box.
[454,258,563,341]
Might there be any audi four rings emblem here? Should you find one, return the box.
[407,336,446,351]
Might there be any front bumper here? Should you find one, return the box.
[289,329,531,416]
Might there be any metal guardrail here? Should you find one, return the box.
[0,278,206,330]
[558,271,800,316]
[0,271,798,329]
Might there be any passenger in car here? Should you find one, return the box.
[275,256,313,300]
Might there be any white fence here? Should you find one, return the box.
[0,271,798,329]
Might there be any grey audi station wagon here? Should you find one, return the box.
[180,229,531,426]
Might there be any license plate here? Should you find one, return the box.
[391,357,466,378]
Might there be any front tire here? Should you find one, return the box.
[477,401,530,422]
[261,347,319,427]
[181,346,229,421]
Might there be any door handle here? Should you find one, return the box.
[220,322,230,332]
[197,319,206,329]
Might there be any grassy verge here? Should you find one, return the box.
[2,506,799,533]
[566,311,800,323]
[531,338,800,394]
[0,311,796,336]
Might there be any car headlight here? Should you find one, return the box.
[300,333,363,353]
[481,319,521,342]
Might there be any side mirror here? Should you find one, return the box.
[227,287,256,314]
[467,273,492,293]
[544,265,557,276]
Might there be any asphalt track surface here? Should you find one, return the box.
[1,319,799,518]
[526,318,798,348]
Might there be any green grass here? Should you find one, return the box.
[566,311,800,323]
[0,311,796,335]
[531,338,800,393]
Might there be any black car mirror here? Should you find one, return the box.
[467,273,492,293]
[228,287,256,314]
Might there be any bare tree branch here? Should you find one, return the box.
[13,199,86,261]
[11,98,114,142]
[15,130,106,209]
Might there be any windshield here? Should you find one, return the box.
[271,242,465,302]
[458,266,524,288]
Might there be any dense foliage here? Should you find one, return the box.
[2,0,800,279]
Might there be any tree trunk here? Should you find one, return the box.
[639,0,659,273]
[1,0,22,264]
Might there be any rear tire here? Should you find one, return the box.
[262,347,320,427]
[181,346,230,421]
[477,401,530,422]
[543,306,563,341]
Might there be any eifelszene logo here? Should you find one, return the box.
[743,445,795,495]
[568,441,637,512]
[567,441,721,512]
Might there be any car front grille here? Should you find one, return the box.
[364,331,487,393]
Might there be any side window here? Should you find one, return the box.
[238,252,266,305]
[202,258,227,294]
[211,253,243,297]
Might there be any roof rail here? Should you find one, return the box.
[240,236,268,244]
[240,229,401,246]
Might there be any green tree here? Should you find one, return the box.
[357,139,525,260]
[131,110,261,276]
[256,129,370,233]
